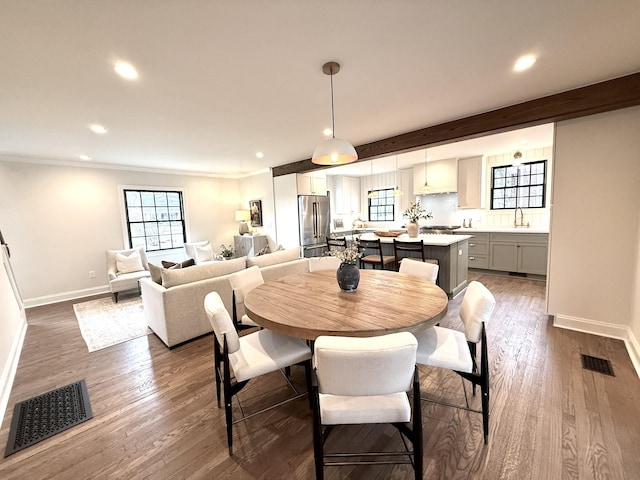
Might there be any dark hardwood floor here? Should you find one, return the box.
[1,272,639,479]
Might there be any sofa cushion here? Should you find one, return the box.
[161,256,247,288]
[246,247,300,268]
[116,250,144,274]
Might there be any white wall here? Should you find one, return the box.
[0,158,242,306]
[548,107,640,351]
[238,170,278,250]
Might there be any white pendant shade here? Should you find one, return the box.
[312,137,358,165]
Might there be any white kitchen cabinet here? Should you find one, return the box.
[398,168,413,212]
[297,172,327,195]
[413,158,457,194]
[457,156,484,209]
[334,175,360,214]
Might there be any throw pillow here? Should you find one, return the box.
[255,244,271,256]
[161,259,196,269]
[194,244,214,264]
[148,263,163,284]
[116,250,144,274]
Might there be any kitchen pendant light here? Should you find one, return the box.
[419,149,432,193]
[392,155,404,196]
[312,62,358,165]
[367,160,377,198]
[512,150,523,166]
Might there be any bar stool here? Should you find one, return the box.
[393,239,438,271]
[358,238,395,270]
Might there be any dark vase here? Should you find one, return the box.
[336,262,360,292]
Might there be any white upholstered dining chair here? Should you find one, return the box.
[414,280,496,443]
[308,256,342,272]
[399,257,439,284]
[204,291,312,455]
[312,332,423,480]
[228,266,264,330]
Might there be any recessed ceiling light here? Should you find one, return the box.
[79,154,92,161]
[520,140,528,145]
[114,61,139,80]
[323,128,333,137]
[514,55,536,72]
[89,124,107,134]
[256,152,264,158]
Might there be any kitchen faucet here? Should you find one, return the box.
[514,207,524,227]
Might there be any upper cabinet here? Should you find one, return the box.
[333,175,361,214]
[457,156,485,209]
[297,171,327,196]
[413,158,458,195]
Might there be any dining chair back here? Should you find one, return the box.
[204,291,312,455]
[414,280,496,443]
[309,256,342,272]
[399,258,439,284]
[312,332,423,480]
[228,266,264,330]
[357,238,395,270]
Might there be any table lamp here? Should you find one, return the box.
[235,210,251,235]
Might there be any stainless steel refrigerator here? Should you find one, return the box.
[298,194,331,258]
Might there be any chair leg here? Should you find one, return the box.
[413,369,423,480]
[214,337,222,408]
[304,360,313,408]
[481,380,489,444]
[311,376,324,480]
[112,292,119,303]
[223,336,234,455]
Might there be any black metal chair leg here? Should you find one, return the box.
[214,338,222,408]
[311,375,324,480]
[223,336,234,455]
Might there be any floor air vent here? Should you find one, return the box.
[581,354,615,377]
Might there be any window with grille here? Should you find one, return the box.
[368,188,395,221]
[491,160,547,210]
[123,189,186,251]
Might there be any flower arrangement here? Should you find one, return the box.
[329,243,363,265]
[220,244,234,258]
[403,201,433,223]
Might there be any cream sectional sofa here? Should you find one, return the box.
[140,247,309,348]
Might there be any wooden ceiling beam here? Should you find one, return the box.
[272,72,640,177]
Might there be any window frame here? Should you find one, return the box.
[368,188,396,222]
[121,188,187,252]
[490,159,547,210]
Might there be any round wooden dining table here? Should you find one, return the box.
[244,269,449,341]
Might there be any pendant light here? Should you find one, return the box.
[512,150,523,166]
[312,62,358,165]
[419,148,432,193]
[367,159,377,198]
[392,155,404,196]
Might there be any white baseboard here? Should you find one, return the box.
[554,314,640,379]
[24,285,111,308]
[0,318,27,427]
[626,330,640,379]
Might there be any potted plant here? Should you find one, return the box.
[328,243,363,292]
[220,244,234,259]
[403,201,433,238]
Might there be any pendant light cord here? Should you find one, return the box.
[330,70,336,138]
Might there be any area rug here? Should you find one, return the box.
[73,296,150,352]
[5,379,92,457]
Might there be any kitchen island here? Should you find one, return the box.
[356,233,472,298]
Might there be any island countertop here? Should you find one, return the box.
[357,232,472,247]
[456,227,549,234]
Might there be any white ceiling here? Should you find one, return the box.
[1,2,639,177]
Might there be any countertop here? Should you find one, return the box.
[456,227,549,234]
[358,232,472,246]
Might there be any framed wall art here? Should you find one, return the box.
[249,200,263,227]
